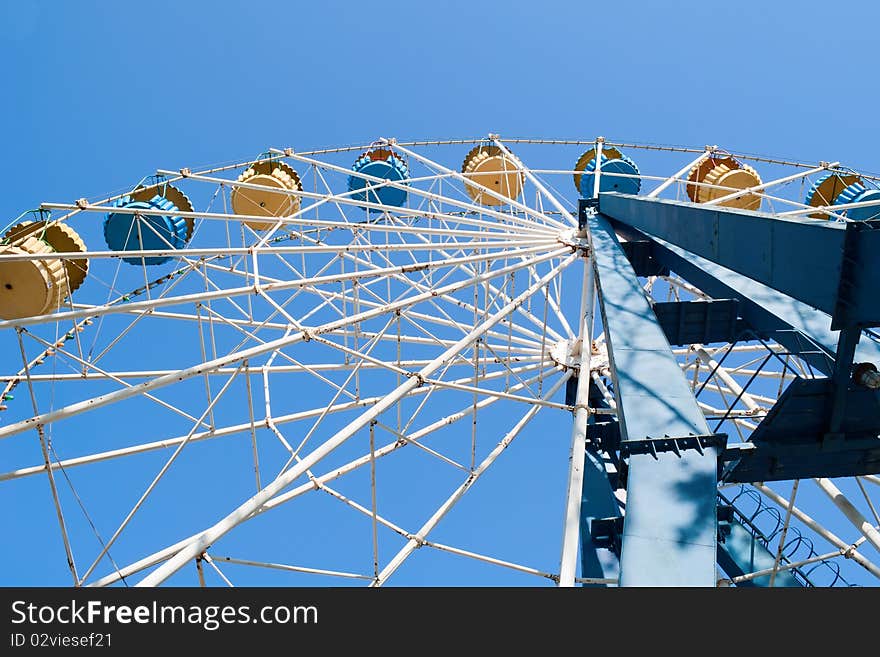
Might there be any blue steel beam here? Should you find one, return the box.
[579,449,622,584]
[589,212,718,586]
[579,379,622,585]
[598,193,880,329]
[717,519,802,587]
[618,227,880,377]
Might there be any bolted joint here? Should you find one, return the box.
[853,362,880,389]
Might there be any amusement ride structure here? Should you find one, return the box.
[1,136,878,587]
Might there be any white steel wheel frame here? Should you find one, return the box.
[0,137,878,588]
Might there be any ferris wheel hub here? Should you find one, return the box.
[557,228,588,251]
[548,338,609,374]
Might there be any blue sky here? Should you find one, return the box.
[2,1,879,587]
[4,0,880,217]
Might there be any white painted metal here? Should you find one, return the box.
[558,257,595,586]
[137,255,576,585]
[647,149,712,198]
[814,477,880,554]
[2,138,876,589]
[371,372,572,586]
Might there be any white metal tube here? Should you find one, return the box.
[694,347,761,412]
[86,367,554,587]
[778,195,880,217]
[648,149,712,198]
[212,556,371,581]
[0,247,567,441]
[591,139,604,199]
[389,142,569,230]
[814,477,880,554]
[704,163,836,206]
[372,372,572,586]
[422,540,557,581]
[491,138,578,226]
[161,163,559,237]
[4,363,551,483]
[558,256,595,586]
[753,483,880,580]
[0,242,555,330]
[0,238,555,263]
[136,255,576,586]
[730,549,841,585]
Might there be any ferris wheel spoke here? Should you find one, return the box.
[80,362,559,587]
[207,556,373,582]
[361,220,569,343]
[19,328,211,429]
[318,328,541,354]
[267,250,563,352]
[389,143,569,231]
[3,364,550,484]
[373,419,471,473]
[75,362,246,586]
[253,214,544,241]
[396,306,544,353]
[421,540,559,583]
[270,317,402,468]
[132,253,575,586]
[647,149,713,198]
[813,478,880,554]
[278,149,562,234]
[855,477,880,526]
[371,370,572,586]
[0,241,561,334]
[148,164,556,241]
[491,137,577,228]
[89,359,555,587]
[417,376,569,411]
[14,332,80,586]
[752,483,880,581]
[283,283,546,354]
[8,138,878,588]
[81,259,203,366]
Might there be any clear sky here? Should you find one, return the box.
[2,1,879,587]
[4,0,880,217]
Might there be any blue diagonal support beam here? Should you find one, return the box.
[717,518,802,587]
[598,193,880,329]
[589,212,719,586]
[579,449,622,584]
[618,226,880,376]
[579,379,622,585]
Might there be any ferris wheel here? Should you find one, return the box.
[1,135,879,587]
